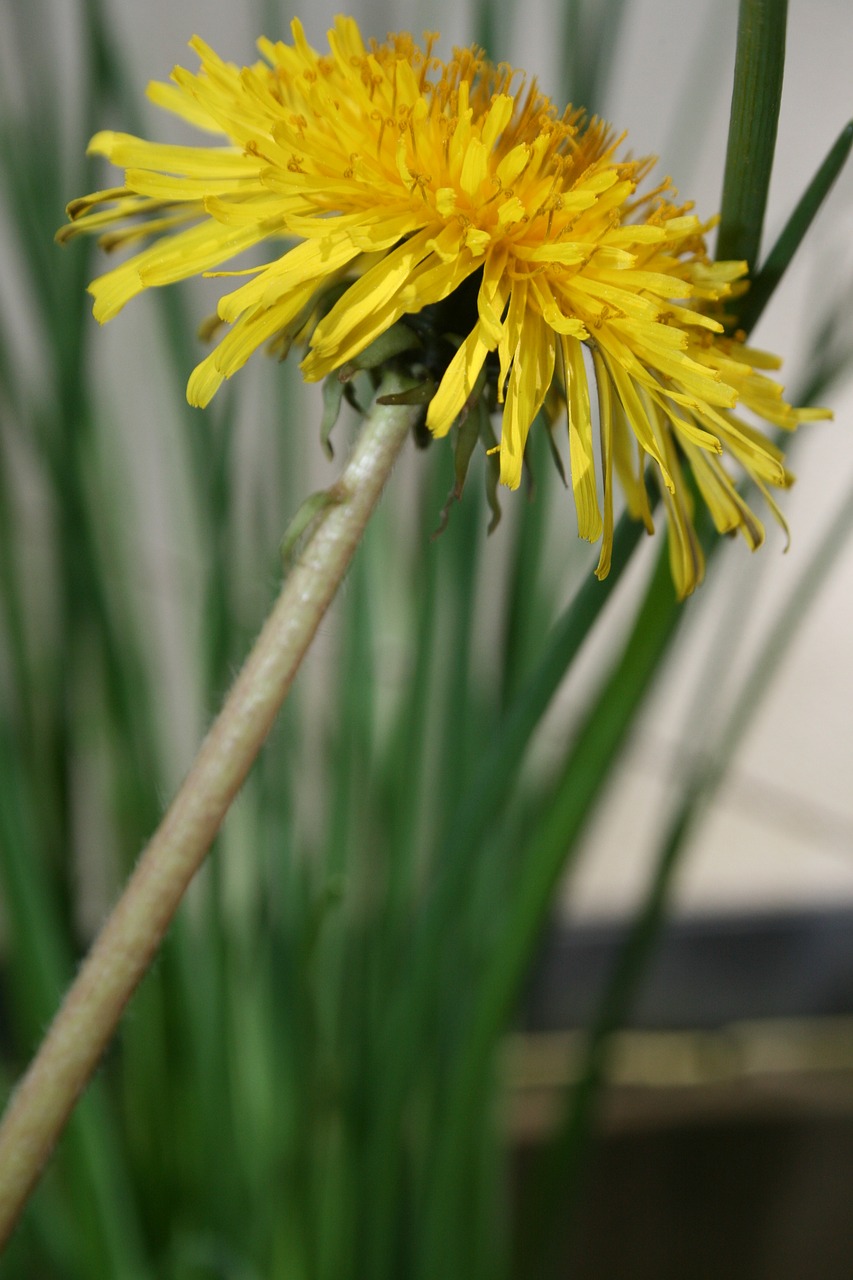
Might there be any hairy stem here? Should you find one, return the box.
[0,377,418,1249]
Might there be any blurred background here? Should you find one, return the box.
[1,1,852,1277]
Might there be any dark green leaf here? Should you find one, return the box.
[717,0,789,270]
[320,374,346,458]
[740,119,853,332]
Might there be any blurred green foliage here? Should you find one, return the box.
[0,0,850,1277]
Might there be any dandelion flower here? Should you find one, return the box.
[59,17,830,596]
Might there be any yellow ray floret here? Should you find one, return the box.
[59,16,831,597]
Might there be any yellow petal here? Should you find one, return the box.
[563,336,602,541]
[499,302,555,489]
[427,323,492,437]
[592,347,615,580]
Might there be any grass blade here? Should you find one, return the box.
[419,539,687,1279]
[717,0,789,269]
[740,119,853,333]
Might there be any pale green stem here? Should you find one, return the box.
[0,378,419,1250]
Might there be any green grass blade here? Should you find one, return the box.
[377,448,450,920]
[497,427,558,713]
[739,119,853,333]
[445,509,647,873]
[434,477,487,820]
[362,507,648,1280]
[717,0,789,269]
[419,540,687,1279]
[474,0,501,62]
[559,0,631,114]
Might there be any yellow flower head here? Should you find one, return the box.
[59,16,830,596]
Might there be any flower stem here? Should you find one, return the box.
[0,375,419,1250]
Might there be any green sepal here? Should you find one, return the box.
[431,365,492,537]
[453,396,484,497]
[320,374,346,459]
[279,487,344,566]
[376,377,436,406]
[479,403,503,534]
[342,379,366,415]
[543,421,569,490]
[432,398,484,539]
[338,321,421,377]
